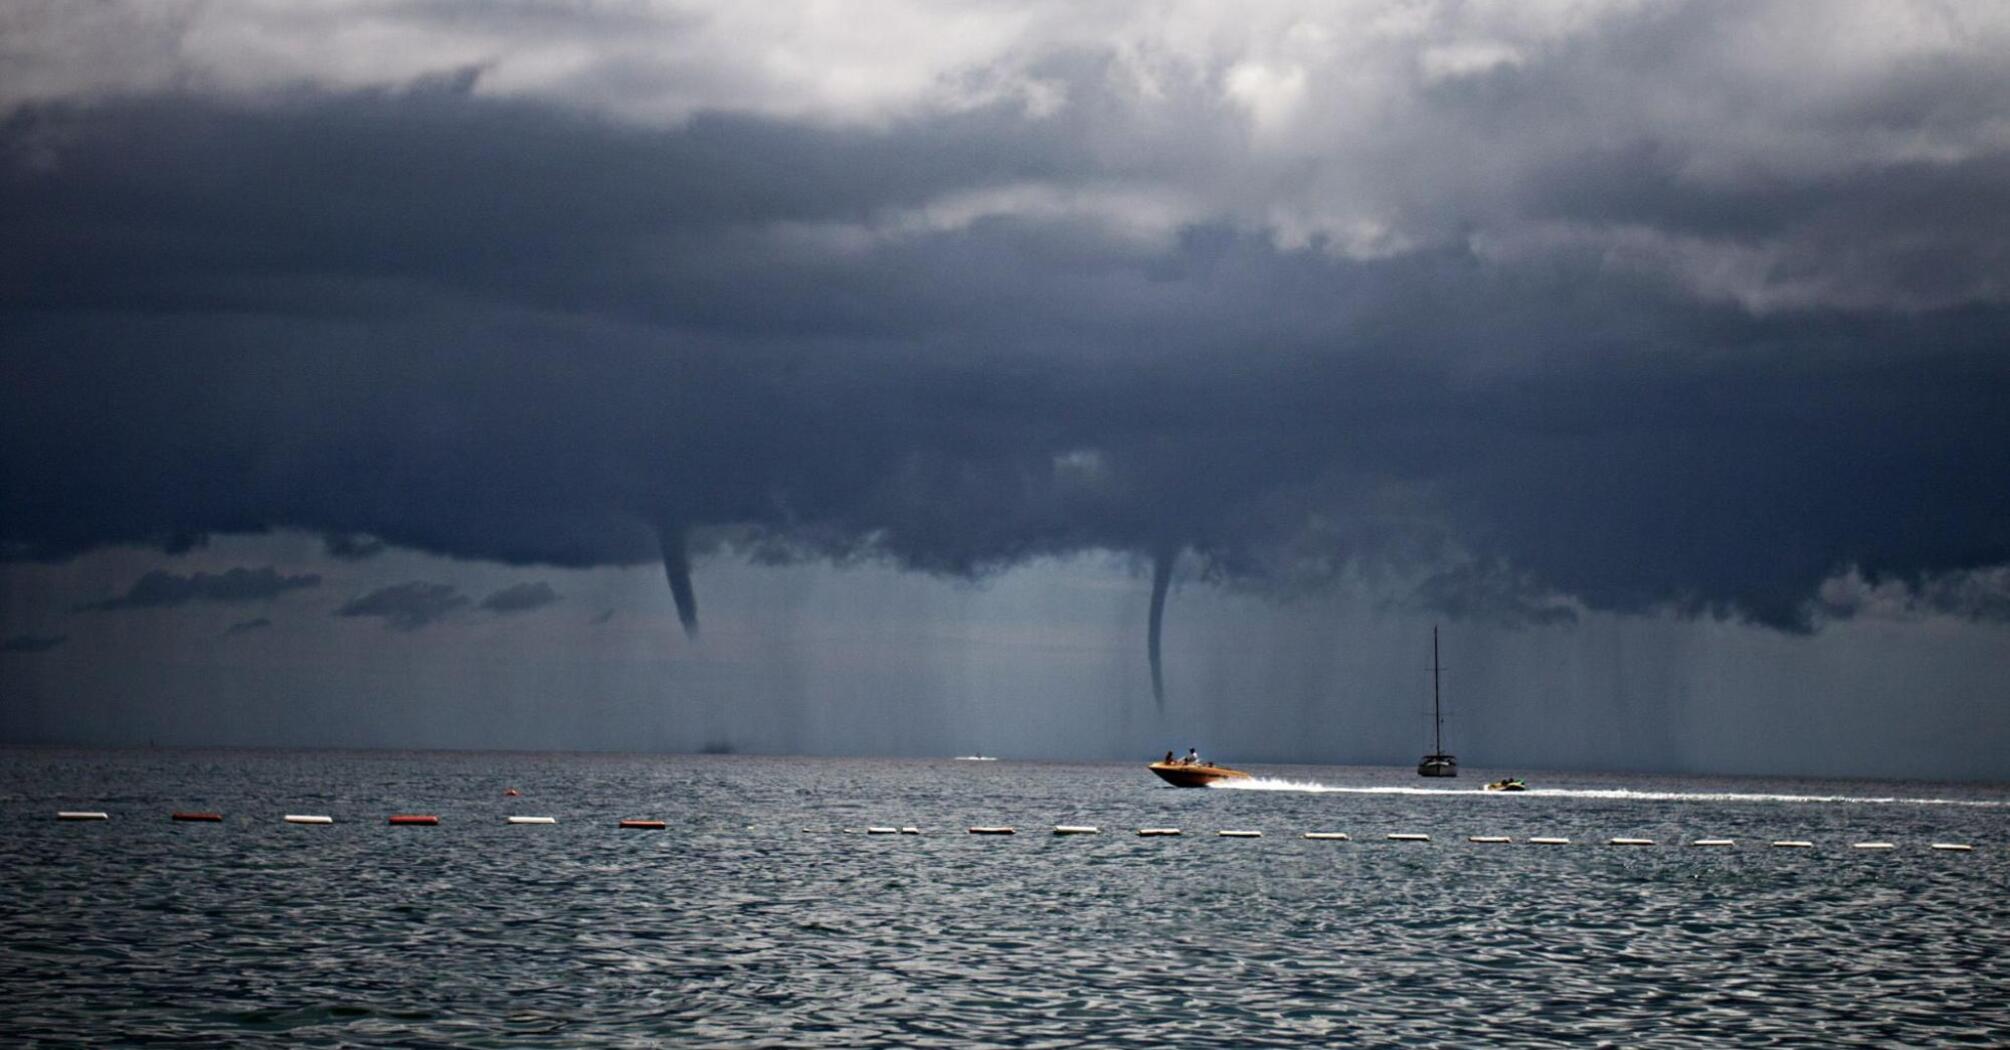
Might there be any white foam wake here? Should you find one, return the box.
[1210,776,2006,808]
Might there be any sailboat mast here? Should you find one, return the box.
[1431,625,1442,754]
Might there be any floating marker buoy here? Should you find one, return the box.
[866,826,899,834]
[284,814,332,825]
[967,826,1015,835]
[1851,842,1896,850]
[1468,835,1511,844]
[1302,832,1350,841]
[1771,840,1814,849]
[503,788,520,797]
[1137,828,1182,837]
[619,819,666,830]
[171,812,222,822]
[899,827,920,835]
[388,814,438,826]
[1053,825,1099,835]
[1529,836,1570,845]
[1691,839,1736,847]
[505,816,555,825]
[1609,837,1655,846]
[1218,830,1262,838]
[57,811,108,821]
[1930,843,1974,852]
[1387,833,1431,842]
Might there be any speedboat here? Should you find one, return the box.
[1483,777,1527,792]
[1148,760,1253,788]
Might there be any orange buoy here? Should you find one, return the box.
[619,819,666,830]
[503,788,521,797]
[388,814,439,826]
[171,811,223,822]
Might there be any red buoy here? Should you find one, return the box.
[171,811,223,822]
[618,819,666,830]
[388,814,440,826]
[503,788,521,797]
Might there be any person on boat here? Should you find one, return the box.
[1164,751,1175,764]
[1185,747,1199,765]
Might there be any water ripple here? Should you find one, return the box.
[0,749,2003,1046]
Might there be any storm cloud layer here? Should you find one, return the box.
[4,0,2010,676]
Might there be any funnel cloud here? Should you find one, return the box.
[2,2,2009,759]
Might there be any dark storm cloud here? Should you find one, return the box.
[4,16,2010,652]
[323,533,388,561]
[2,634,68,654]
[226,617,273,635]
[75,568,323,612]
[336,582,469,631]
[479,581,560,614]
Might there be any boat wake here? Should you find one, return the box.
[1211,777,2006,808]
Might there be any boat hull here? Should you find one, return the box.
[1148,762,1253,788]
[1418,754,1458,777]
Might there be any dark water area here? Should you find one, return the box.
[2,748,2005,1046]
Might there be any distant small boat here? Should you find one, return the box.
[1148,760,1253,788]
[1483,778,1527,792]
[953,755,997,761]
[1417,626,1458,778]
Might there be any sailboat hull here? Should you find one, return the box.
[1417,755,1458,777]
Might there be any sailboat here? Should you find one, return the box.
[1417,625,1457,777]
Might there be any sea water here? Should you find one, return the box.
[1,749,2004,1046]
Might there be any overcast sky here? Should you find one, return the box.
[3,1,2007,779]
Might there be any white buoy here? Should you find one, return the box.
[1052,825,1100,835]
[1851,842,1896,850]
[283,814,333,825]
[505,816,556,825]
[1218,830,1262,838]
[1468,835,1511,844]
[1529,836,1570,845]
[967,826,1015,835]
[1771,840,1814,849]
[1930,843,1974,852]
[1387,833,1431,842]
[1609,837,1655,846]
[1137,828,1182,837]
[1302,832,1350,841]
[899,827,920,835]
[866,826,899,834]
[57,811,108,821]
[1691,839,1736,847]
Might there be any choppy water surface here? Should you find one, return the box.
[1,750,2004,1046]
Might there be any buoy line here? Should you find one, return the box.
[32,812,1985,855]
